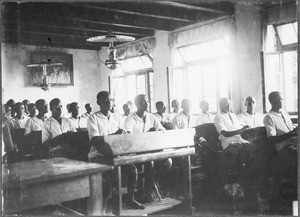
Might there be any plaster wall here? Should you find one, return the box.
[234,3,263,114]
[2,43,101,115]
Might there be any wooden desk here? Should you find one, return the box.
[2,158,113,215]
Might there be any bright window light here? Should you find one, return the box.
[199,42,215,58]
[276,22,297,45]
[212,39,229,56]
[173,50,184,67]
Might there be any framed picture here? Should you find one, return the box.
[29,52,74,86]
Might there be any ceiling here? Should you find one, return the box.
[1,1,295,50]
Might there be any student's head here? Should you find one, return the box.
[50,98,62,117]
[155,101,165,115]
[66,103,71,113]
[171,99,180,113]
[15,102,25,117]
[97,91,113,113]
[123,103,132,116]
[22,99,30,114]
[35,99,48,115]
[245,96,256,112]
[70,102,79,116]
[219,98,231,113]
[127,100,135,112]
[85,103,92,113]
[199,101,209,113]
[28,103,37,117]
[181,99,191,114]
[6,99,15,117]
[4,104,12,115]
[268,91,283,110]
[134,94,149,113]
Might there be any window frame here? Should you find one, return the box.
[262,21,298,115]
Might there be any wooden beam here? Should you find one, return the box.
[158,1,230,15]
[70,2,195,23]
[3,21,150,40]
[18,2,188,31]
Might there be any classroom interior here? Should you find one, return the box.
[1,0,299,216]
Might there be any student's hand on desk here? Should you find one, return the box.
[242,125,250,130]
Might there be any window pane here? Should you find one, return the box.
[212,39,229,56]
[173,50,184,67]
[265,25,276,52]
[187,65,202,113]
[136,74,146,89]
[218,61,230,98]
[140,56,153,68]
[199,42,214,59]
[283,51,297,112]
[276,23,297,45]
[173,69,184,83]
[178,47,194,62]
[126,75,136,102]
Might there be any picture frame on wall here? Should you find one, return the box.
[30,51,74,86]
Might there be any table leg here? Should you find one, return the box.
[87,172,103,216]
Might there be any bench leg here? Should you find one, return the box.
[181,156,195,215]
[87,172,103,216]
[113,166,122,216]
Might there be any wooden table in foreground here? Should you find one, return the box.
[2,157,113,215]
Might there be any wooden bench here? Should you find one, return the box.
[101,128,196,216]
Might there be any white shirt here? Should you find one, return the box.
[87,111,123,159]
[42,117,76,152]
[195,113,214,126]
[153,112,168,123]
[213,112,249,150]
[238,111,264,128]
[24,117,44,135]
[8,116,29,129]
[124,112,165,133]
[69,116,85,129]
[165,112,179,122]
[172,112,196,129]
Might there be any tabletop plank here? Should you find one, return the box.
[2,158,113,188]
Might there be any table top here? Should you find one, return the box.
[2,158,113,189]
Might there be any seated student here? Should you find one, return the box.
[6,99,16,118]
[69,102,85,128]
[86,91,142,210]
[24,99,48,135]
[124,94,172,203]
[28,103,37,118]
[153,101,167,123]
[8,102,29,129]
[42,98,76,158]
[172,99,196,129]
[165,99,180,122]
[213,98,254,186]
[81,103,93,118]
[195,100,214,125]
[62,103,71,118]
[238,96,264,128]
[263,91,297,184]
[4,103,12,120]
[120,102,132,129]
[22,99,30,116]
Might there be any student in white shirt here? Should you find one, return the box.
[8,102,29,129]
[172,99,196,129]
[153,101,167,123]
[196,100,214,126]
[165,99,180,122]
[24,99,48,135]
[238,96,264,128]
[69,102,85,128]
[87,91,143,210]
[263,91,297,184]
[124,94,171,204]
[213,98,254,188]
[81,103,93,128]
[42,98,76,158]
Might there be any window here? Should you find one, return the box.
[169,36,232,114]
[263,22,298,113]
[110,55,154,113]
